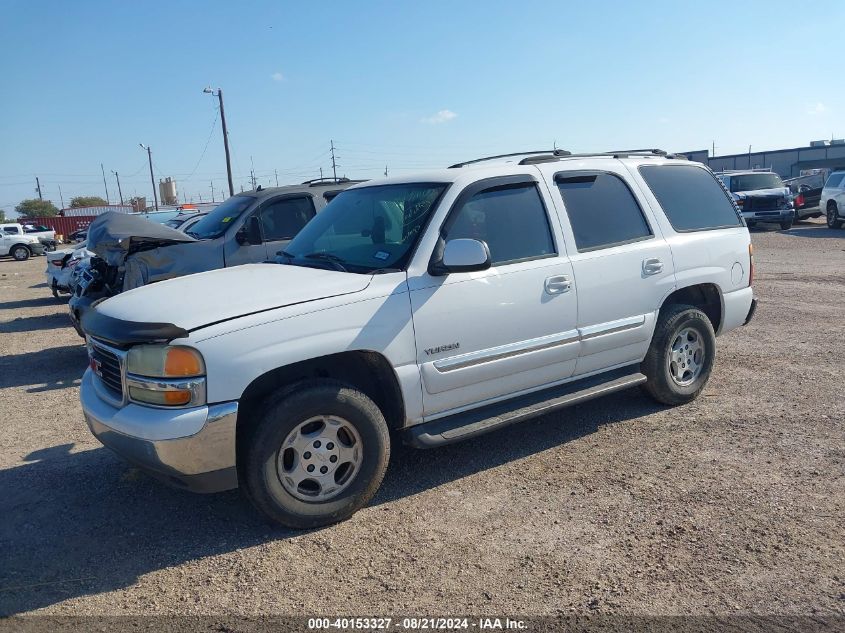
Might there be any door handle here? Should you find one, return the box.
[642,258,663,276]
[544,275,572,295]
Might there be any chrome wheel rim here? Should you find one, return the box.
[13,247,26,260]
[277,415,363,502]
[668,327,705,387]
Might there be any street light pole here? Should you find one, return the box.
[139,144,159,211]
[204,86,234,197]
[112,170,124,206]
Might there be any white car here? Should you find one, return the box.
[45,242,93,298]
[0,223,46,261]
[79,149,756,529]
[821,170,845,229]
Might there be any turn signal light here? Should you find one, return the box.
[164,347,205,377]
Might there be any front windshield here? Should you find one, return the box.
[185,195,254,239]
[283,183,448,273]
[729,173,784,192]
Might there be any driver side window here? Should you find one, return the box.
[260,196,316,241]
[444,183,556,266]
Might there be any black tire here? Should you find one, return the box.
[827,203,843,229]
[745,221,756,229]
[51,280,60,299]
[641,304,716,406]
[780,218,793,230]
[11,245,30,261]
[241,379,390,529]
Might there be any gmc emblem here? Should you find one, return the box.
[90,357,103,377]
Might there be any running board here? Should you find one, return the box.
[405,366,646,448]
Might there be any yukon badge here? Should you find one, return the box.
[424,342,460,356]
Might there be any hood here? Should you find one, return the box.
[732,187,789,198]
[94,263,372,332]
[87,212,195,266]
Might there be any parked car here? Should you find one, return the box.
[0,223,46,260]
[714,169,794,229]
[821,170,845,229]
[69,228,88,243]
[69,180,358,335]
[164,211,207,232]
[79,149,756,529]
[22,223,58,250]
[45,241,93,298]
[784,173,825,221]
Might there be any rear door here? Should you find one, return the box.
[537,161,675,376]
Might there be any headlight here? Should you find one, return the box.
[126,345,206,407]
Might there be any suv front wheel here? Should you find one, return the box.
[827,203,843,229]
[12,245,30,261]
[241,379,390,529]
[641,304,716,406]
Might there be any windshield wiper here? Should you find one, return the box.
[302,252,348,272]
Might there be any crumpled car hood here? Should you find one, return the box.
[94,263,372,332]
[86,211,195,266]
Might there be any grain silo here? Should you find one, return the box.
[159,177,178,206]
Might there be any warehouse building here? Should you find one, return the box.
[684,140,845,178]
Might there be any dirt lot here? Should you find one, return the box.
[1,220,843,619]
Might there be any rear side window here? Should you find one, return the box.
[445,183,555,265]
[639,165,742,232]
[260,196,316,241]
[825,173,845,189]
[555,172,652,251]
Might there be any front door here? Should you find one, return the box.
[408,176,580,417]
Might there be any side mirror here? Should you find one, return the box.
[430,238,491,276]
[236,216,262,245]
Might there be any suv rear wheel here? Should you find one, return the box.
[241,379,390,529]
[641,304,716,406]
[827,203,843,229]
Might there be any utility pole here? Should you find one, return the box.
[101,163,110,203]
[330,140,338,182]
[250,155,257,189]
[320,167,323,180]
[274,169,279,187]
[112,171,124,205]
[203,87,234,197]
[210,181,215,203]
[59,185,64,209]
[384,165,388,177]
[35,177,42,200]
[748,145,752,168]
[712,141,715,157]
[139,144,159,211]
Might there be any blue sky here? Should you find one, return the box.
[1,0,842,213]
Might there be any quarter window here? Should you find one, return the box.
[639,165,742,232]
[260,196,316,241]
[556,172,652,251]
[444,183,555,265]
[825,173,845,189]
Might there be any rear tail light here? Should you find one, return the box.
[748,243,754,286]
[795,194,804,208]
[735,198,744,207]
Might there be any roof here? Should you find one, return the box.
[236,178,364,201]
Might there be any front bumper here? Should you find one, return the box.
[29,242,46,255]
[741,209,792,222]
[81,369,239,493]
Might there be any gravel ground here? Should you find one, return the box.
[1,220,843,619]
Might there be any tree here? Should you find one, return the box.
[70,196,108,208]
[16,198,59,218]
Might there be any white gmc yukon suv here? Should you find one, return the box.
[80,149,757,528]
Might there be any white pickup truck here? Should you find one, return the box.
[80,149,756,529]
[1,223,46,260]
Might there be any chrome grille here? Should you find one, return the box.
[89,340,124,400]
[744,196,781,211]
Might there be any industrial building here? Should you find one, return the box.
[159,177,178,206]
[684,140,845,178]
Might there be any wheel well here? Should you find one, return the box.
[661,283,722,332]
[236,350,405,455]
[828,200,838,210]
[11,243,31,252]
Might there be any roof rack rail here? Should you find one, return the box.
[712,167,772,174]
[300,177,364,186]
[448,149,571,169]
[519,148,688,165]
